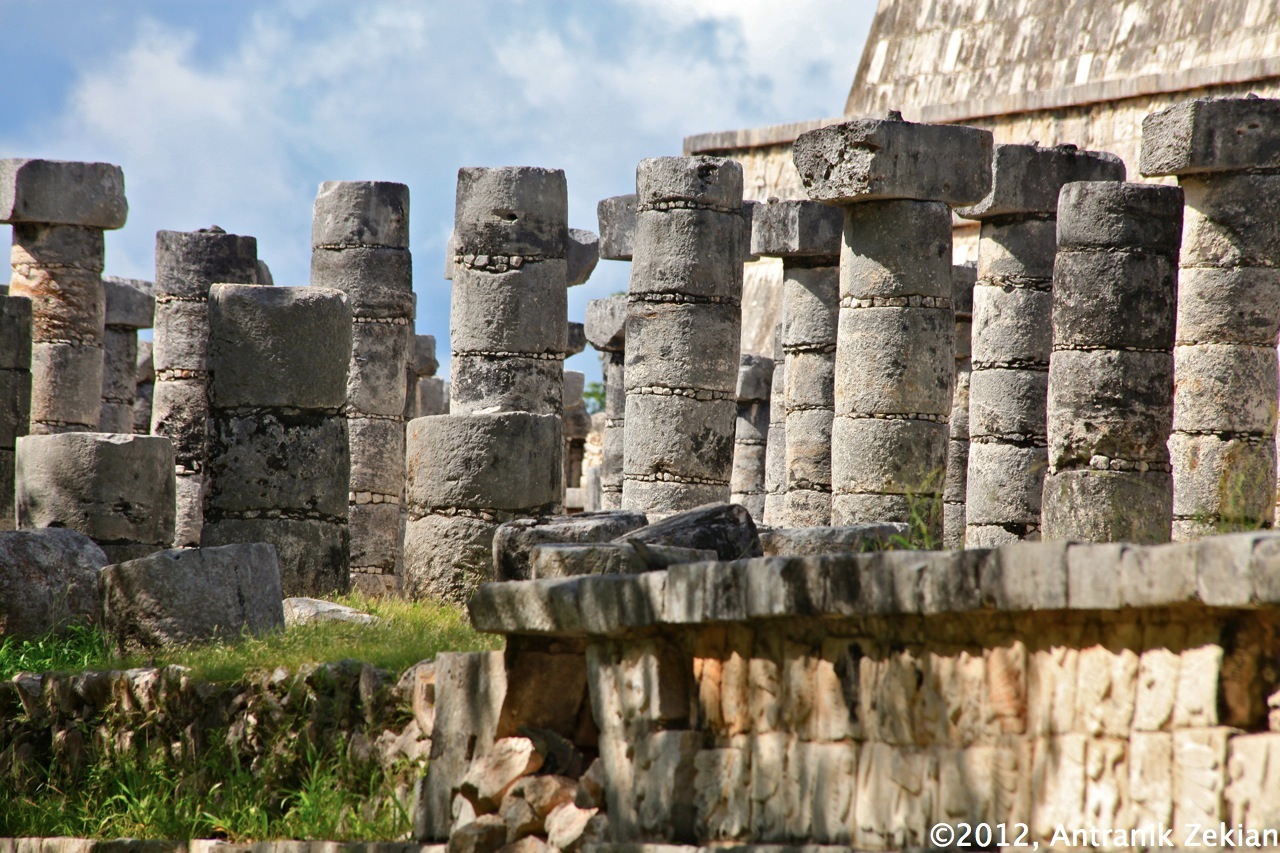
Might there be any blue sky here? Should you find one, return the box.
[0,0,874,385]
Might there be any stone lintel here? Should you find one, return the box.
[0,158,128,229]
[958,143,1126,219]
[1141,95,1280,177]
[597,194,637,261]
[750,198,843,260]
[585,295,627,352]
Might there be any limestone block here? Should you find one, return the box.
[1030,734,1087,841]
[0,158,127,228]
[347,321,411,416]
[831,416,948,495]
[789,739,858,844]
[1176,266,1280,345]
[839,200,951,300]
[413,376,450,418]
[1119,540,1197,607]
[793,117,992,205]
[28,342,102,432]
[406,413,560,512]
[493,510,648,581]
[1170,433,1276,525]
[98,543,283,653]
[201,517,348,598]
[621,502,761,561]
[750,198,842,259]
[585,295,627,352]
[1173,645,1223,728]
[749,732,788,841]
[1196,531,1280,607]
[450,261,567,355]
[454,166,567,259]
[16,433,175,547]
[1042,469,1173,544]
[154,228,257,299]
[1057,181,1184,252]
[404,513,500,603]
[567,228,599,286]
[0,295,33,371]
[1173,343,1278,434]
[449,354,563,416]
[207,284,351,410]
[630,209,744,301]
[173,471,204,547]
[783,489,832,528]
[854,742,937,850]
[545,801,598,850]
[937,746,1018,827]
[0,369,31,448]
[960,143,1125,219]
[971,285,1053,366]
[635,730,700,841]
[624,394,735,485]
[447,815,506,851]
[311,180,409,249]
[102,276,154,329]
[1076,641,1139,738]
[413,334,438,377]
[1173,728,1230,846]
[148,376,207,465]
[831,492,916,527]
[1224,733,1280,833]
[349,502,401,571]
[624,301,739,391]
[968,368,1047,440]
[758,523,905,556]
[309,246,414,319]
[985,640,1028,736]
[1181,172,1280,268]
[836,306,953,416]
[1134,623,1184,731]
[1054,252,1177,352]
[1141,96,1280,176]
[531,542,712,579]
[152,298,209,373]
[206,413,348,517]
[1130,731,1173,839]
[735,354,772,403]
[284,596,377,627]
[0,528,106,639]
[348,415,405,497]
[1047,349,1173,466]
[693,744,750,843]
[578,572,665,634]
[1027,630,1081,736]
[813,637,863,741]
[965,442,1046,527]
[458,736,545,813]
[597,194,637,262]
[1085,738,1131,832]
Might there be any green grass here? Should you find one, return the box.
[0,740,413,841]
[1,592,500,683]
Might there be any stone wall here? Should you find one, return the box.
[460,533,1280,848]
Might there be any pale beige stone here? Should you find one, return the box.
[867,648,920,745]
[693,742,750,842]
[855,742,936,850]
[749,636,782,734]
[938,746,1000,824]
[458,737,545,812]
[1224,733,1280,833]
[1133,623,1184,731]
[720,627,752,737]
[1129,732,1173,841]
[1173,727,1229,846]
[635,729,700,840]
[985,641,1027,736]
[1085,738,1131,833]
[1028,642,1080,736]
[780,641,818,739]
[1030,734,1087,841]
[1076,643,1139,738]
[750,732,789,842]
[814,637,863,741]
[1174,644,1223,728]
[544,801,598,852]
[801,740,858,844]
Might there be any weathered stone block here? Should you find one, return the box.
[830,415,948,494]
[1052,251,1178,351]
[1042,470,1173,544]
[750,198,842,259]
[840,199,952,300]
[1175,266,1280,345]
[449,354,563,417]
[454,166,567,258]
[348,502,400,572]
[311,180,409,249]
[310,246,414,319]
[0,158,127,229]
[1180,172,1280,268]
[450,260,567,355]
[201,516,348,598]
[404,513,500,603]
[1172,728,1230,845]
[1140,96,1280,176]
[979,539,1068,610]
[970,284,1053,366]
[621,502,761,561]
[99,543,283,653]
[960,143,1125,218]
[0,528,106,639]
[347,321,411,416]
[531,542,711,579]
[155,228,257,299]
[585,294,627,352]
[1047,349,1173,467]
[597,194,637,261]
[102,276,154,329]
[567,227,599,286]
[348,415,405,496]
[1056,181,1184,252]
[624,301,739,391]
[1174,344,1278,434]
[836,306,953,416]
[206,412,348,517]
[493,511,648,581]
[630,209,744,300]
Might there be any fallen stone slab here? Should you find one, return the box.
[758,523,909,556]
[0,528,107,638]
[618,502,762,561]
[530,541,714,579]
[282,596,377,627]
[493,510,648,581]
[99,543,284,653]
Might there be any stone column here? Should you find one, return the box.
[943,264,975,549]
[1,159,127,435]
[202,284,352,596]
[793,115,992,529]
[762,324,787,527]
[622,157,744,517]
[134,341,153,435]
[151,227,258,546]
[405,334,439,419]
[1141,97,1280,539]
[751,198,843,527]
[585,294,626,510]
[563,370,591,510]
[449,167,568,417]
[16,433,174,563]
[100,277,154,433]
[729,354,773,521]
[311,181,413,596]
[1041,182,1183,543]
[957,144,1126,547]
[0,295,31,529]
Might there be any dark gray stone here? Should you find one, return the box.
[103,276,155,329]
[0,158,127,229]
[0,528,107,638]
[619,502,762,561]
[758,523,907,556]
[750,197,843,259]
[454,166,567,258]
[1141,96,1280,177]
[311,180,409,249]
[531,541,713,578]
[568,228,600,286]
[597,194,637,261]
[958,143,1125,218]
[493,510,649,581]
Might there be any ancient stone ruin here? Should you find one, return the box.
[5,93,1280,851]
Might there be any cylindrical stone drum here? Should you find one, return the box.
[762,324,787,527]
[783,263,838,528]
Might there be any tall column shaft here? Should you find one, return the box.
[762,324,787,527]
[782,261,837,526]
[729,354,772,520]
[943,264,975,549]
[622,156,743,517]
[0,296,32,529]
[100,276,154,434]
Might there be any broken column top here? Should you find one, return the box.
[567,228,600,286]
[792,114,993,206]
[413,334,438,378]
[585,294,627,352]
[564,370,585,405]
[103,277,156,329]
[155,227,259,298]
[312,180,410,249]
[454,166,568,259]
[597,194,637,260]
[1141,95,1280,177]
[957,143,1126,219]
[736,354,774,403]
[637,156,743,210]
[566,321,587,357]
[952,264,976,318]
[750,198,843,259]
[1056,182,1185,252]
[0,158,128,229]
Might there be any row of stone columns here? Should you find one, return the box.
[100,276,153,433]
[942,264,974,550]
[590,193,636,511]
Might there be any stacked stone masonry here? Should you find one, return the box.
[311,180,414,596]
[0,295,31,529]
[751,199,842,528]
[592,194,638,512]
[465,532,1280,848]
[201,284,352,596]
[1042,181,1183,544]
[99,276,154,434]
[792,116,991,530]
[134,339,153,434]
[729,354,772,521]
[761,324,786,527]
[564,369,591,510]
[2,159,126,437]
[150,227,258,546]
[958,144,1127,548]
[943,263,975,550]
[623,157,745,517]
[1142,96,1280,541]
